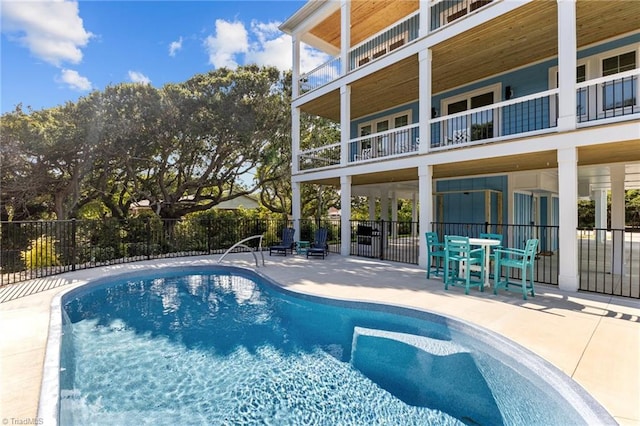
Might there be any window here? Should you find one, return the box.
[602,51,636,111]
[442,87,497,143]
[576,65,587,116]
[356,110,412,159]
[355,31,408,69]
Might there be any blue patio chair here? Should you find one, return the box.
[493,238,539,300]
[444,235,485,295]
[425,232,445,279]
[269,227,295,256]
[307,228,329,259]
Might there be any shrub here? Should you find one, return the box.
[21,235,60,269]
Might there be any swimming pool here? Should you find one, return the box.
[40,265,615,425]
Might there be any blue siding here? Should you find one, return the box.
[436,176,508,225]
[350,102,419,138]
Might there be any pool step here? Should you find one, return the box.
[350,326,504,425]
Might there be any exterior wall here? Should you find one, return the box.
[436,176,507,224]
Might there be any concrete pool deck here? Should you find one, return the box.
[1,254,638,425]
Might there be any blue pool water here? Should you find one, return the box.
[55,265,613,425]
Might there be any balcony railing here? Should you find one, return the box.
[430,0,494,31]
[577,68,639,125]
[298,142,341,171]
[348,124,419,164]
[298,12,419,95]
[299,56,341,94]
[430,89,559,149]
[297,69,638,171]
[349,13,419,71]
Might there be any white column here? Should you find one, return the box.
[556,0,577,132]
[418,49,432,154]
[610,165,625,275]
[419,0,430,38]
[380,189,390,222]
[340,85,351,166]
[418,165,434,268]
[292,35,301,99]
[368,194,376,220]
[412,192,418,237]
[593,189,607,242]
[292,107,301,174]
[340,175,352,256]
[557,147,579,291]
[292,181,302,240]
[340,0,350,75]
[391,190,398,238]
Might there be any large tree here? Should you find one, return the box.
[1,65,294,220]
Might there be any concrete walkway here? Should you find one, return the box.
[1,254,638,425]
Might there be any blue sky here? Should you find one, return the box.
[1,0,328,114]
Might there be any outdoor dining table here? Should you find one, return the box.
[468,237,502,287]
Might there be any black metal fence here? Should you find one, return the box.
[0,218,292,287]
[578,228,640,298]
[350,220,420,264]
[3,218,638,299]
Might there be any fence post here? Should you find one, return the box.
[71,219,77,271]
[379,220,385,260]
[145,218,151,260]
[207,218,212,254]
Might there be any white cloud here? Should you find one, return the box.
[204,19,249,69]
[204,19,331,73]
[1,0,92,67]
[169,37,183,57]
[128,71,151,84]
[57,69,92,91]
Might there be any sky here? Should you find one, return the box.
[1,0,330,114]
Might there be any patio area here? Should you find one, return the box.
[1,253,638,425]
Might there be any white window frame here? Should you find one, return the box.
[440,83,501,144]
[549,44,639,119]
[357,109,413,159]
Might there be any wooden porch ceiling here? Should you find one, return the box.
[300,0,640,122]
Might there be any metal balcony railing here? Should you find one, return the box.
[430,89,559,149]
[298,142,341,171]
[348,124,419,164]
[349,13,419,71]
[577,68,639,125]
[299,56,341,94]
[430,0,494,31]
[298,12,419,95]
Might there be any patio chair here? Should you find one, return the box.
[307,228,329,259]
[444,235,485,295]
[269,227,295,256]
[493,238,539,300]
[425,232,445,279]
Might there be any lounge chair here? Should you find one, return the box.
[306,228,328,259]
[269,227,295,256]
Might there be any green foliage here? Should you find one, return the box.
[21,235,60,269]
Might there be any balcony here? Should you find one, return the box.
[296,0,499,95]
[295,69,639,172]
[349,124,420,163]
[298,13,420,95]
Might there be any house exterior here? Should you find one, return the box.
[280,0,640,293]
